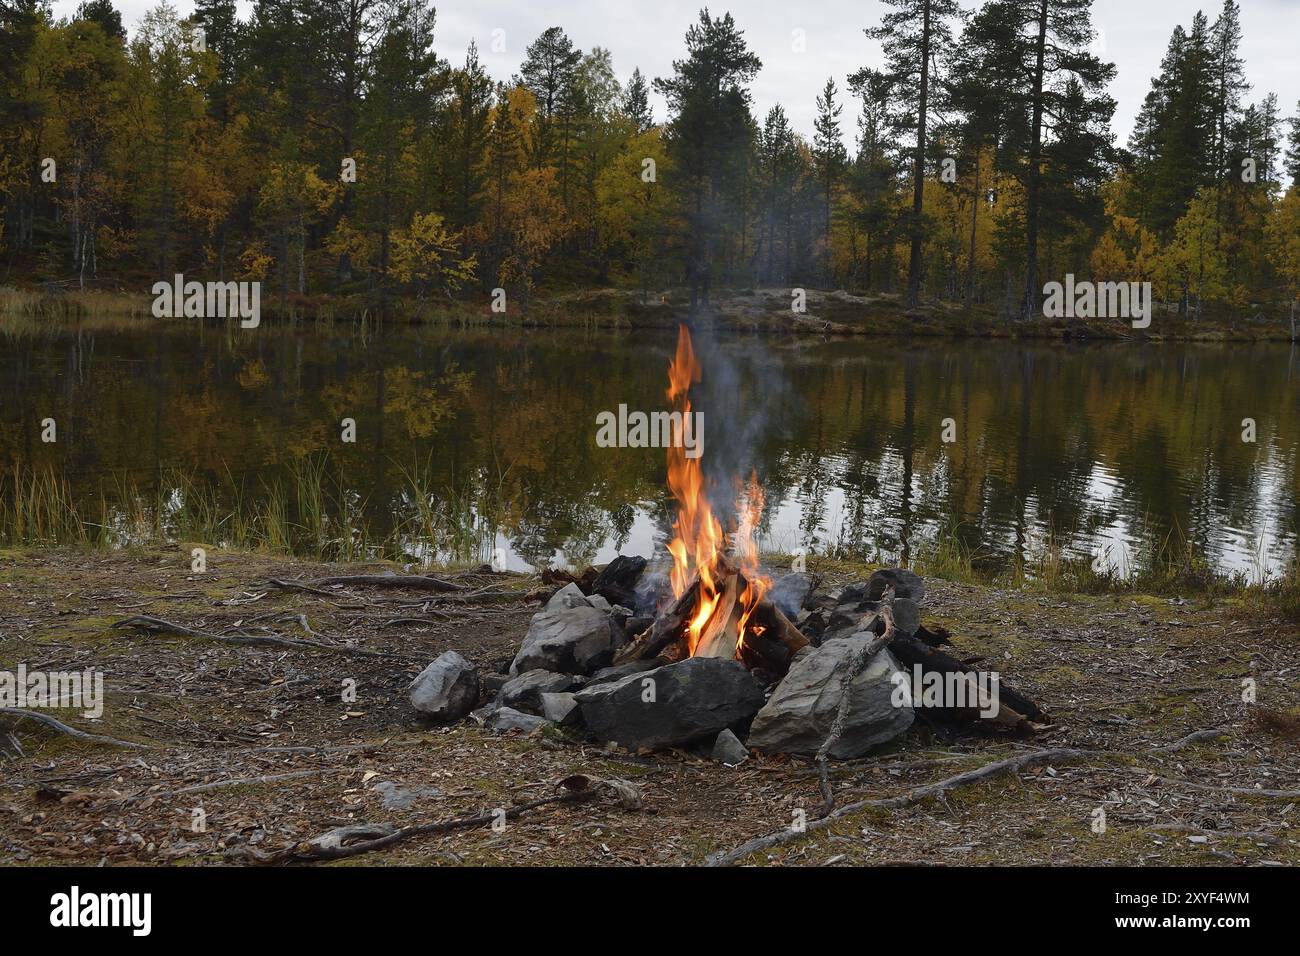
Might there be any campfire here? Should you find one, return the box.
[433,323,1047,760]
[613,325,808,674]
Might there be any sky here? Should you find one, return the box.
[50,0,1300,152]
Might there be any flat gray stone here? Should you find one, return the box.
[408,651,479,721]
[540,691,581,726]
[574,657,765,751]
[483,706,547,734]
[498,669,580,713]
[746,636,913,758]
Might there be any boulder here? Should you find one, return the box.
[746,635,913,758]
[540,691,581,726]
[710,728,750,765]
[510,585,624,675]
[769,572,815,619]
[585,659,660,686]
[408,651,479,721]
[498,669,581,713]
[573,657,765,751]
[865,568,926,603]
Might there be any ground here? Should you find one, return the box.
[1,547,1297,866]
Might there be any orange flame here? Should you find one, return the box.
[664,325,771,658]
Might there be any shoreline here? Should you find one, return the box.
[3,286,1297,343]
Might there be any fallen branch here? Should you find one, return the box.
[706,726,1232,867]
[129,768,353,802]
[0,708,152,750]
[112,615,401,659]
[299,574,467,593]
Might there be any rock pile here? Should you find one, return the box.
[406,561,983,762]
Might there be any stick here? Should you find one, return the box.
[299,574,467,593]
[112,615,401,659]
[0,708,152,750]
[815,605,896,816]
[706,726,1233,866]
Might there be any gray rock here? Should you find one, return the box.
[890,598,921,637]
[480,673,510,694]
[586,593,612,612]
[770,572,814,619]
[510,600,623,675]
[548,582,592,610]
[408,651,479,721]
[483,706,547,734]
[498,669,580,713]
[711,728,750,765]
[746,636,913,758]
[574,657,766,751]
[586,659,661,686]
[865,568,926,604]
[540,691,581,726]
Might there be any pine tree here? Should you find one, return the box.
[812,77,847,284]
[446,41,492,235]
[622,67,652,134]
[1284,100,1300,184]
[654,10,761,310]
[853,0,960,309]
[961,0,1116,320]
[1209,0,1249,190]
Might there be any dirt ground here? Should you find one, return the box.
[1,546,1297,867]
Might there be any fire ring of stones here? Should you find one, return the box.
[410,559,1047,763]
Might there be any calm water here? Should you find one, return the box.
[3,319,1298,579]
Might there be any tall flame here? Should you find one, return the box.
[664,325,770,658]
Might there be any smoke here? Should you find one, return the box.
[688,323,793,528]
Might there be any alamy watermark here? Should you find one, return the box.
[890,664,1001,719]
[1,664,104,719]
[1042,274,1151,329]
[151,273,261,327]
[595,404,704,459]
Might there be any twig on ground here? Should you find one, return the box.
[112,614,402,659]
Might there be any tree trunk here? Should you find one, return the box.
[1021,0,1049,322]
[906,0,933,311]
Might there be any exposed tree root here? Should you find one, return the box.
[0,707,152,750]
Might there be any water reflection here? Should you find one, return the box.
[2,319,1296,579]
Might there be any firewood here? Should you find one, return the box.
[612,579,700,664]
[747,596,810,655]
[693,572,742,658]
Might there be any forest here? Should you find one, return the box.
[1,0,1299,322]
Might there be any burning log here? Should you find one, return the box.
[612,580,701,665]
[612,565,809,670]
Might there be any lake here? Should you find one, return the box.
[3,318,1297,580]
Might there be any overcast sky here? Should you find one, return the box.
[51,0,1300,151]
